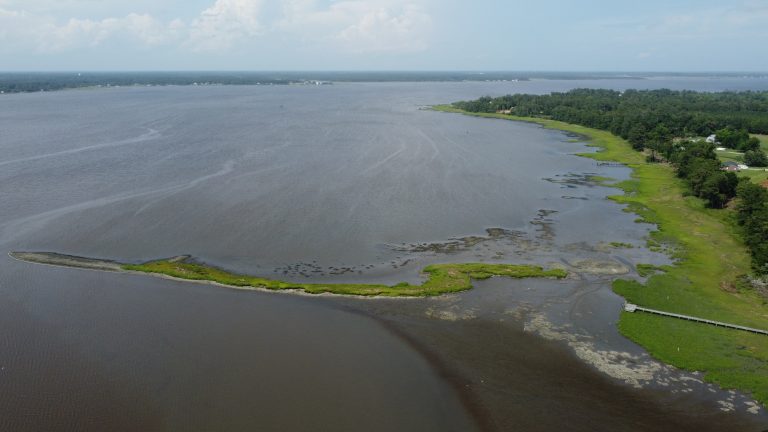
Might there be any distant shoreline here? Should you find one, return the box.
[4,71,768,94]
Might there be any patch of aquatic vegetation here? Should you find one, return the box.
[586,175,614,185]
[609,242,634,249]
[530,209,557,241]
[543,173,603,188]
[123,257,566,297]
[390,228,524,254]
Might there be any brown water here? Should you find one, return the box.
[2,78,768,431]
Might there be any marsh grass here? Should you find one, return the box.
[636,264,668,277]
[436,105,768,404]
[123,260,566,297]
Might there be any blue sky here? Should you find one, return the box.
[1,0,767,71]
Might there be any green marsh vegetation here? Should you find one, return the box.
[123,258,566,297]
[635,264,668,278]
[609,242,634,249]
[436,101,768,404]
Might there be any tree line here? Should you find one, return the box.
[0,72,298,93]
[455,88,768,145]
[454,89,768,273]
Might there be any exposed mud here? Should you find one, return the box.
[9,251,122,272]
[565,258,630,275]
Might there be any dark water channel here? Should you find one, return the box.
[2,78,768,431]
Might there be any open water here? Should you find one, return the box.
[2,77,768,431]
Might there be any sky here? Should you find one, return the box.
[1,0,767,71]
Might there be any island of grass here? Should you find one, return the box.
[434,104,768,405]
[9,252,566,297]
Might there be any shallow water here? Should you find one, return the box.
[2,78,768,431]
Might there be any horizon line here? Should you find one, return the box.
[2,70,768,74]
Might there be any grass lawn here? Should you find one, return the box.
[756,134,768,152]
[715,140,768,184]
[715,149,744,164]
[738,169,768,185]
[435,105,768,405]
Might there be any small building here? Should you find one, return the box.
[706,134,718,144]
[722,161,740,172]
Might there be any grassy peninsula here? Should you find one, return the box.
[434,105,768,404]
[10,252,565,297]
[124,258,566,296]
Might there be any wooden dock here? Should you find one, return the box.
[623,303,768,335]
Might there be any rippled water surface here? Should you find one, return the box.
[2,78,768,431]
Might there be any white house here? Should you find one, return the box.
[706,134,718,144]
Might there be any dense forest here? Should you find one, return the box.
[454,89,768,273]
[455,89,768,140]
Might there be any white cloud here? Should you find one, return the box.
[0,0,434,55]
[0,6,184,52]
[187,0,264,51]
[35,14,183,51]
[598,1,768,42]
[337,3,431,53]
[276,0,432,53]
